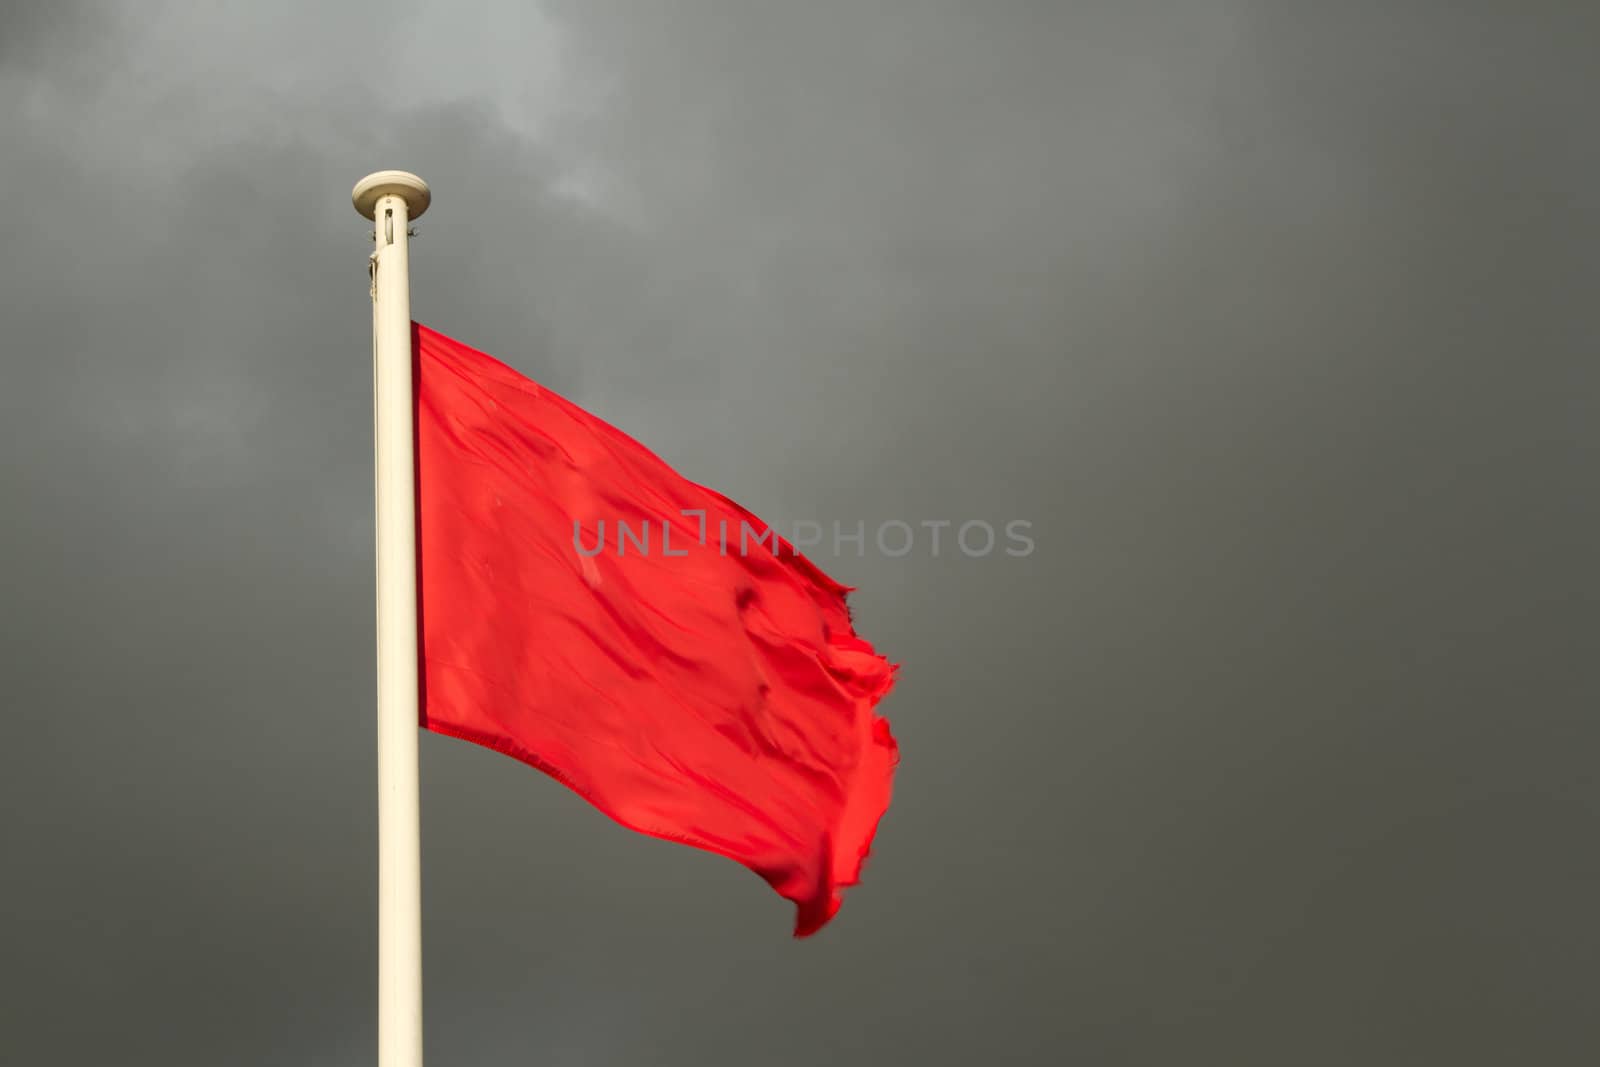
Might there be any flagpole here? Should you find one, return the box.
[354,170,431,1067]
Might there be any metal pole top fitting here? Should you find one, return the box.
[353,171,431,221]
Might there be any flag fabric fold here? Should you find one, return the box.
[413,322,898,935]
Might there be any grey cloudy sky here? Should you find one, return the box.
[3,1,1598,1064]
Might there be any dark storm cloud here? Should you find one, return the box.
[0,0,99,65]
[3,2,1598,1065]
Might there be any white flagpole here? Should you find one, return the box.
[353,170,431,1067]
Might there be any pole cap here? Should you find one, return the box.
[353,171,431,220]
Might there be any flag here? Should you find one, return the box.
[413,323,899,936]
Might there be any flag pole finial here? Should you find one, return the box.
[354,170,431,221]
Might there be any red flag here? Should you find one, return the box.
[413,323,898,936]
